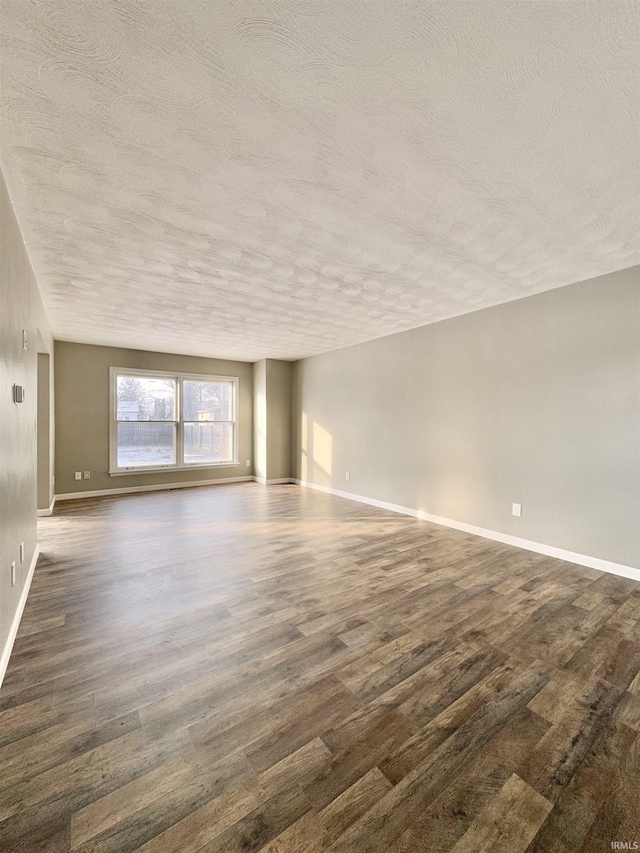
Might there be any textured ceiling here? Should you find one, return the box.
[1,1,638,362]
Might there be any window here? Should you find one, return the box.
[109,368,238,473]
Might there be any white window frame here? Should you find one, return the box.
[109,366,239,475]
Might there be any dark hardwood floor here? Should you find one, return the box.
[1,482,639,852]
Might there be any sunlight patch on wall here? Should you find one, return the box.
[312,421,332,484]
[300,412,308,481]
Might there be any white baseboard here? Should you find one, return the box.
[37,496,56,517]
[50,474,639,582]
[0,545,40,689]
[292,479,640,583]
[55,475,253,501]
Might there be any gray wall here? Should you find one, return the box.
[55,342,254,496]
[0,167,54,668]
[292,267,640,568]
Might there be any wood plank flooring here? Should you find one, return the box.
[1,482,639,852]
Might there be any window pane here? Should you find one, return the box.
[117,375,176,421]
[183,380,232,422]
[184,422,233,464]
[117,423,176,467]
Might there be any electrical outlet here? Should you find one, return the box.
[75,471,82,480]
[83,471,91,480]
[246,459,251,467]
[512,503,522,517]
[10,561,16,587]
[345,472,350,481]
[19,542,24,564]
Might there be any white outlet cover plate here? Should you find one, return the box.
[512,503,522,517]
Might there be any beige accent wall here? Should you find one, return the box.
[55,342,253,495]
[292,267,640,569]
[253,359,267,482]
[37,352,52,510]
[0,168,54,667]
[265,359,292,482]
[253,359,292,482]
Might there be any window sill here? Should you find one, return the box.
[109,463,241,477]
